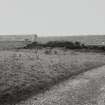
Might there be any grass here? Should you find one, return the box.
[0,49,105,105]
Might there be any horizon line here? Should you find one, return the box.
[0,34,104,37]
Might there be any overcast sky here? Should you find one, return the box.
[0,0,105,36]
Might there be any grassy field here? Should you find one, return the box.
[38,35,105,45]
[0,35,104,50]
[0,49,105,104]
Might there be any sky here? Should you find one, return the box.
[0,0,105,36]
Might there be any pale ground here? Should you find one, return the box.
[16,65,105,105]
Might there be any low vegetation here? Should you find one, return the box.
[0,49,105,105]
[23,40,105,52]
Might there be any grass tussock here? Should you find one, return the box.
[0,50,105,104]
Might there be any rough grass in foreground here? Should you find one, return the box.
[0,49,105,105]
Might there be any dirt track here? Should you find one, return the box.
[16,65,105,105]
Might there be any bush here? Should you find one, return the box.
[22,40,105,52]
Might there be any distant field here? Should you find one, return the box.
[38,35,105,45]
[0,35,104,50]
[0,35,105,49]
[0,41,27,50]
[0,49,105,104]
